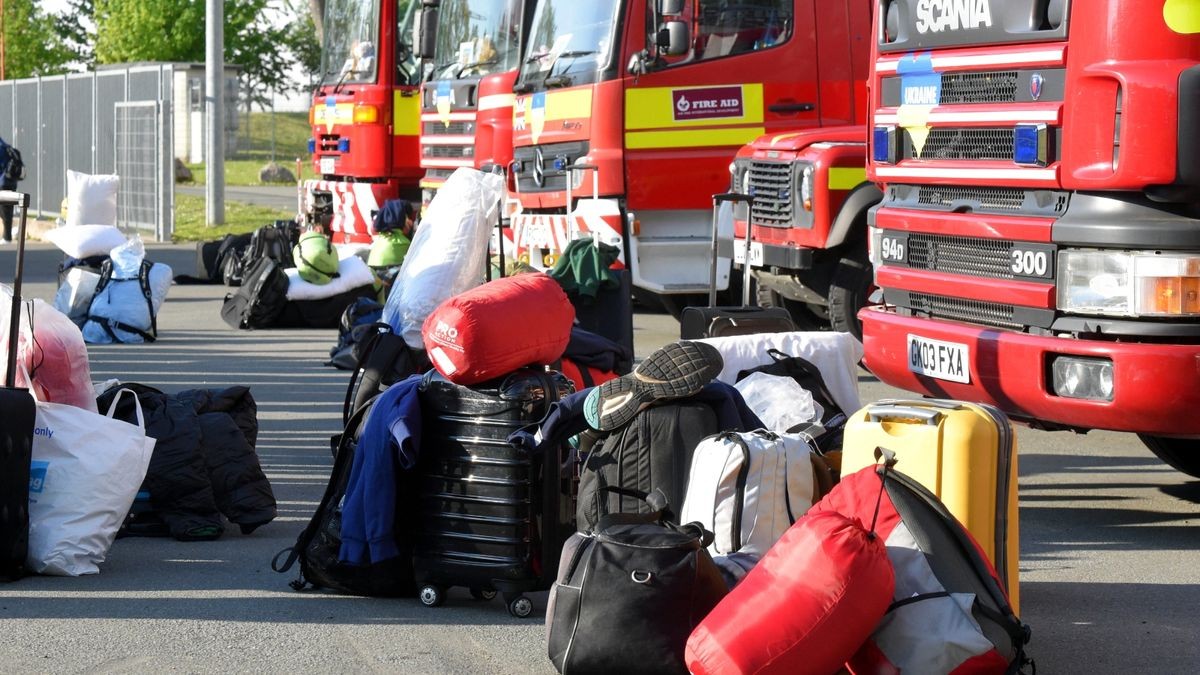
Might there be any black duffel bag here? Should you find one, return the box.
[547,490,728,674]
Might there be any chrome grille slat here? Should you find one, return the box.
[908,292,1022,331]
[746,160,793,228]
[912,128,1015,161]
[425,145,473,159]
[939,71,1019,104]
[422,121,473,136]
[906,234,1014,280]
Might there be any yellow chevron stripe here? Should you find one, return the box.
[625,126,766,150]
[829,167,867,190]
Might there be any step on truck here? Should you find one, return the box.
[413,0,537,206]
[506,0,875,317]
[303,0,425,243]
[862,0,1200,475]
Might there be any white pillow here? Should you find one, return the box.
[66,170,120,227]
[43,224,127,259]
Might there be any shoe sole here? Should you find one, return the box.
[584,340,723,432]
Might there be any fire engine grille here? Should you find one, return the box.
[906,234,1013,280]
[916,186,1024,211]
[939,71,1019,104]
[908,292,1022,331]
[424,145,473,159]
[909,128,1015,161]
[907,185,1070,216]
[422,121,473,136]
[746,161,794,227]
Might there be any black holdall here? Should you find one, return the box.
[547,489,729,675]
[735,348,845,427]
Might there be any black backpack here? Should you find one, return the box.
[241,221,299,270]
[576,401,719,533]
[272,398,417,597]
[220,257,290,329]
[84,258,158,342]
[327,298,385,370]
[547,491,729,674]
[4,146,24,183]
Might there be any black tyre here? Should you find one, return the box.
[756,285,826,332]
[418,585,445,608]
[469,588,497,601]
[508,596,534,618]
[828,246,873,341]
[1139,435,1200,478]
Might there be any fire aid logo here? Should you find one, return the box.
[914,0,993,34]
[671,86,744,122]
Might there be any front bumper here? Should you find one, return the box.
[860,305,1200,435]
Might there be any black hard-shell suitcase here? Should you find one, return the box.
[680,192,795,339]
[413,367,574,617]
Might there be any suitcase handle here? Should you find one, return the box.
[876,398,965,411]
[710,192,756,307]
[867,405,944,425]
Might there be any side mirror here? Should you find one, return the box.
[659,0,684,15]
[415,2,440,60]
[656,21,689,57]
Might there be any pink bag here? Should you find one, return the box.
[0,293,98,413]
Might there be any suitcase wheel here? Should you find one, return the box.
[469,588,497,601]
[418,584,446,608]
[507,595,534,619]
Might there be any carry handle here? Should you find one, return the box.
[709,192,756,307]
[594,486,669,531]
[867,404,943,426]
[104,387,147,430]
[4,190,29,389]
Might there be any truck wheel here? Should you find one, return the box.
[828,247,873,340]
[757,286,823,331]
[1139,435,1200,478]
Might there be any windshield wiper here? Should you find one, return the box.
[516,49,596,92]
[331,66,355,95]
[429,58,499,81]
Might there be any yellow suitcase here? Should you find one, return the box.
[842,399,1019,612]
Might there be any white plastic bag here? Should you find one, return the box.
[53,266,102,326]
[735,371,822,432]
[383,168,505,349]
[26,387,155,576]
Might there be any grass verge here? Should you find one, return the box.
[172,193,293,242]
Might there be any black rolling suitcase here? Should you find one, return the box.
[413,367,574,617]
[680,192,795,339]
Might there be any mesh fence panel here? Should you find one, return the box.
[115,101,160,238]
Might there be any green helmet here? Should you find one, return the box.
[368,229,411,269]
[293,231,340,285]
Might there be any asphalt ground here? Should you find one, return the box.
[0,242,1197,673]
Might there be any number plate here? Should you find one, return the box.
[1009,243,1056,280]
[733,239,764,267]
[319,157,335,175]
[907,334,970,384]
[880,232,908,265]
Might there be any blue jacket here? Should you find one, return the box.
[339,374,422,565]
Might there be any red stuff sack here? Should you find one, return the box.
[558,356,619,391]
[685,509,894,675]
[422,273,574,386]
[811,464,1031,675]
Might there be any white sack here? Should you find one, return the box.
[66,171,120,228]
[383,168,505,349]
[43,224,127,259]
[286,254,376,300]
[53,267,102,326]
[698,331,863,416]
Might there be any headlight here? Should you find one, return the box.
[730,160,748,194]
[1058,250,1200,317]
[799,164,814,211]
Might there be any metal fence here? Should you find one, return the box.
[0,64,174,240]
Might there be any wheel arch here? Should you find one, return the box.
[824,183,884,250]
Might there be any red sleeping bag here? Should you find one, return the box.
[686,509,894,675]
[811,466,1027,675]
[422,273,575,386]
[558,356,620,391]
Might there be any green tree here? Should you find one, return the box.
[284,1,322,90]
[93,0,205,64]
[51,0,97,70]
[1,0,75,78]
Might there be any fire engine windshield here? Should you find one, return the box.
[430,0,524,80]
[517,0,620,90]
[321,0,381,84]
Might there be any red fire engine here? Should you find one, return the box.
[413,0,536,205]
[304,0,424,243]
[862,0,1200,475]
[506,0,873,316]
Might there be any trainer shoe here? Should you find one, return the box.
[584,340,723,432]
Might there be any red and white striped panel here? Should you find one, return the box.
[508,199,625,270]
[303,179,386,243]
